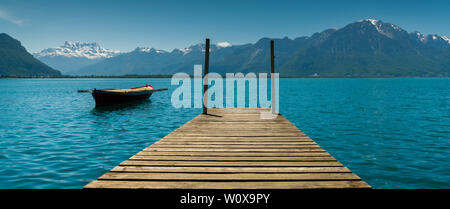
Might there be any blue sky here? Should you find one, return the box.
[1,0,449,53]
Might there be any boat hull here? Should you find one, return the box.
[92,89,153,106]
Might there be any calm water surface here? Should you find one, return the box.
[0,78,448,188]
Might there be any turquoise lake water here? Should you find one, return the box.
[0,78,449,189]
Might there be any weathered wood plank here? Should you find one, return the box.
[136,151,330,157]
[149,144,321,148]
[154,141,317,145]
[176,128,303,132]
[145,148,325,152]
[190,119,289,123]
[99,172,361,181]
[160,140,314,143]
[183,123,298,127]
[120,160,343,167]
[167,133,306,137]
[207,108,270,114]
[85,180,371,189]
[161,136,313,142]
[186,122,295,125]
[172,131,304,135]
[130,155,337,161]
[110,166,352,173]
[189,119,296,122]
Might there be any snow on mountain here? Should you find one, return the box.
[172,47,193,55]
[366,19,382,33]
[173,44,202,55]
[35,41,120,59]
[415,32,426,42]
[171,42,230,56]
[217,42,231,47]
[412,32,450,47]
[356,19,378,25]
[389,23,401,31]
[365,19,378,26]
[137,47,151,53]
[135,47,167,54]
[357,19,403,36]
[441,36,450,44]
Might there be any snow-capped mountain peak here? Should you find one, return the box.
[35,41,120,59]
[137,47,151,53]
[366,19,378,26]
[135,47,168,54]
[357,19,382,32]
[415,32,426,42]
[357,19,379,25]
[172,43,228,55]
[173,46,197,55]
[217,42,232,48]
[413,32,450,46]
[172,48,190,55]
[442,36,450,44]
[355,19,406,39]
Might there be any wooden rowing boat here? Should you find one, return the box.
[89,84,167,106]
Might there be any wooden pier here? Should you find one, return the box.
[84,108,370,189]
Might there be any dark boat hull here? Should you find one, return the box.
[92,89,153,106]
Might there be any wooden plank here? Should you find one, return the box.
[183,121,297,125]
[170,127,302,132]
[98,172,361,181]
[167,132,305,137]
[192,117,288,121]
[207,108,270,114]
[174,128,303,133]
[197,114,281,118]
[183,122,298,127]
[187,121,294,123]
[111,166,352,173]
[149,144,321,148]
[145,148,325,152]
[176,128,302,132]
[161,136,313,142]
[130,155,337,161]
[84,180,371,189]
[183,121,297,126]
[120,160,343,167]
[160,140,314,142]
[136,151,330,157]
[162,136,310,139]
[154,141,317,145]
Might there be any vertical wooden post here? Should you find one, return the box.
[203,38,210,114]
[270,40,276,114]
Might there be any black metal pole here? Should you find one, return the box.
[203,38,210,114]
[271,40,274,75]
[271,40,275,114]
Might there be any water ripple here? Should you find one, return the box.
[0,78,449,188]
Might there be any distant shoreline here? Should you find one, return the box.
[0,75,173,79]
[1,75,449,79]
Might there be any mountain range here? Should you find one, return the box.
[0,33,60,77]
[33,41,120,74]
[2,19,450,77]
[40,19,449,77]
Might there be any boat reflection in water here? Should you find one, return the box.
[92,99,152,113]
